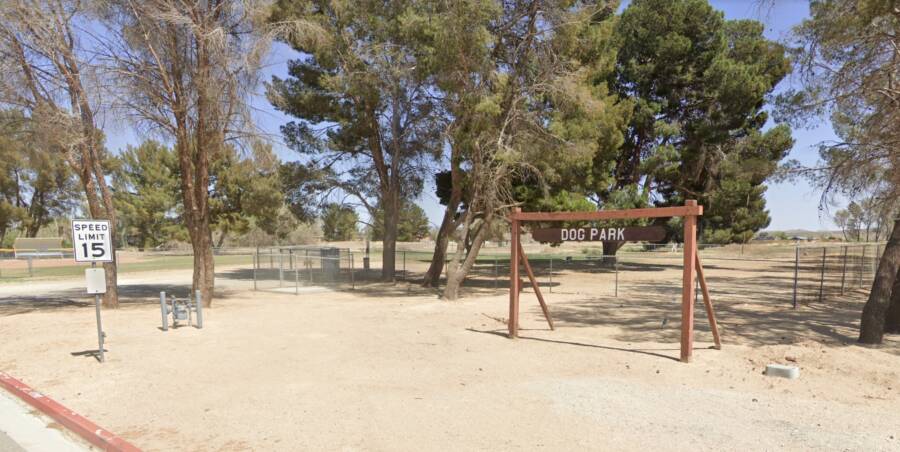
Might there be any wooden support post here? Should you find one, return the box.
[509,208,521,338]
[694,254,721,350]
[681,200,698,363]
[518,241,554,330]
[504,202,709,363]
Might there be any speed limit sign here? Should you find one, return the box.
[72,219,114,263]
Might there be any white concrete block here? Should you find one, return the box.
[765,364,800,379]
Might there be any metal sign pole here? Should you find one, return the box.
[72,219,113,364]
[92,262,105,363]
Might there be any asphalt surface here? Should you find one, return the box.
[0,391,87,452]
[0,429,25,452]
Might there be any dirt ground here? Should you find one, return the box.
[1,258,899,451]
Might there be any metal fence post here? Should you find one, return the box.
[252,252,257,291]
[859,246,867,287]
[548,257,552,293]
[195,290,203,329]
[840,246,848,295]
[495,258,500,290]
[615,256,619,298]
[872,244,878,277]
[792,246,799,308]
[279,253,284,287]
[350,254,355,290]
[27,256,33,277]
[402,251,406,281]
[295,260,300,295]
[160,291,168,331]
[817,247,826,303]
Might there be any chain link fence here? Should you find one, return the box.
[251,242,884,308]
[1,240,882,309]
[253,246,356,291]
[792,244,882,306]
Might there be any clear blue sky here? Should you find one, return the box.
[103,0,840,232]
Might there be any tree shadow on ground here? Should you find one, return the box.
[539,271,865,348]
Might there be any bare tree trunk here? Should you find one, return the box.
[884,265,900,334]
[216,229,228,248]
[423,160,463,287]
[381,190,399,282]
[202,222,215,307]
[443,224,489,300]
[422,210,455,287]
[602,241,625,256]
[859,218,900,344]
[443,210,492,300]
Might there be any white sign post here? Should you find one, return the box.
[72,219,114,363]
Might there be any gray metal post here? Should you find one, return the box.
[615,256,619,298]
[548,257,552,293]
[92,262,105,363]
[195,289,203,329]
[817,247,826,302]
[252,252,257,291]
[840,246,848,295]
[792,246,799,308]
[27,256,33,277]
[859,246,867,287]
[160,291,168,331]
[495,258,500,290]
[403,251,406,281]
[295,263,300,295]
[875,244,882,286]
[279,253,284,287]
[872,244,878,276]
[350,254,355,289]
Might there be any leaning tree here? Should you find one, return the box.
[779,0,900,342]
[96,0,289,306]
[0,0,120,307]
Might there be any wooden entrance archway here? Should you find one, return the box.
[508,200,721,363]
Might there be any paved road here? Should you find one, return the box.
[0,265,252,300]
[0,428,25,452]
[0,391,87,452]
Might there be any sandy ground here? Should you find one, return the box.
[1,259,899,451]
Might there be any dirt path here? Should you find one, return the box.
[1,279,898,451]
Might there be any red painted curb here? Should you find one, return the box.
[0,372,140,452]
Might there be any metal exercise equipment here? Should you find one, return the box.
[159,290,204,331]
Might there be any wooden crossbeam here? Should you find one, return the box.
[507,200,719,363]
[511,205,702,222]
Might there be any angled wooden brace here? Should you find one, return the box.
[518,241,554,330]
